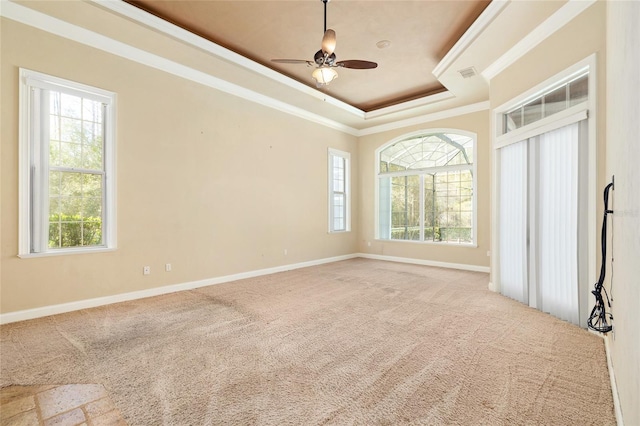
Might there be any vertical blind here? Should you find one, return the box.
[498,121,584,325]
[537,123,580,324]
[499,140,528,304]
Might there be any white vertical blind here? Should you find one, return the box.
[499,140,529,304]
[498,121,583,326]
[537,123,580,324]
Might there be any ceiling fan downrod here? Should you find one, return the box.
[270,0,376,88]
[322,0,329,34]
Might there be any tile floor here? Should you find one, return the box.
[0,384,126,426]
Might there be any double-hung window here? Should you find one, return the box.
[328,148,350,232]
[19,69,116,256]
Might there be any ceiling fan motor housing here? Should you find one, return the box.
[270,0,377,85]
[314,50,336,66]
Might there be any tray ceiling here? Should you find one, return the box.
[127,0,490,112]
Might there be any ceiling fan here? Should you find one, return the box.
[271,0,378,88]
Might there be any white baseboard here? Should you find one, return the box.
[356,253,490,273]
[603,334,625,426]
[0,253,358,325]
[0,253,488,325]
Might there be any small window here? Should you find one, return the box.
[19,69,116,256]
[328,148,350,232]
[504,72,588,133]
[377,131,475,244]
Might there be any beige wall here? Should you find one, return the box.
[0,18,358,314]
[606,1,640,424]
[489,0,607,178]
[490,2,606,111]
[489,1,640,423]
[357,110,491,268]
[489,0,607,279]
[1,3,638,423]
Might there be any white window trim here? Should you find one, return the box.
[490,54,597,308]
[328,148,351,233]
[496,105,588,149]
[374,128,478,246]
[18,68,117,258]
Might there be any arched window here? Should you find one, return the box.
[377,130,475,244]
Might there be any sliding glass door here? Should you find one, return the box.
[497,120,587,326]
[537,124,581,324]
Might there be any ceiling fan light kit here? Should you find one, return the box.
[312,67,339,87]
[271,0,377,88]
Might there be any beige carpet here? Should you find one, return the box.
[0,259,615,425]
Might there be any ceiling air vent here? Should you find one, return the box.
[458,67,477,79]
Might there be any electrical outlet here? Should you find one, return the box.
[367,241,371,247]
[143,266,151,275]
[165,263,172,272]
[284,249,288,256]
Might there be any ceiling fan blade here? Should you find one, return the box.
[321,29,336,55]
[271,59,314,66]
[336,60,378,69]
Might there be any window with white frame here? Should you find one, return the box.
[19,69,116,256]
[377,131,476,244]
[503,71,588,133]
[328,148,350,232]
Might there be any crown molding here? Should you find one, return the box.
[2,0,495,137]
[0,0,360,136]
[364,91,455,120]
[358,101,490,136]
[432,0,510,79]
[93,0,367,119]
[94,1,464,123]
[482,0,597,81]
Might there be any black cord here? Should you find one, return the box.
[587,182,614,333]
[609,210,615,302]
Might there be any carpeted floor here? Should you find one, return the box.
[0,259,615,425]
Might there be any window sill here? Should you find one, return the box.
[18,247,117,259]
[329,230,351,234]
